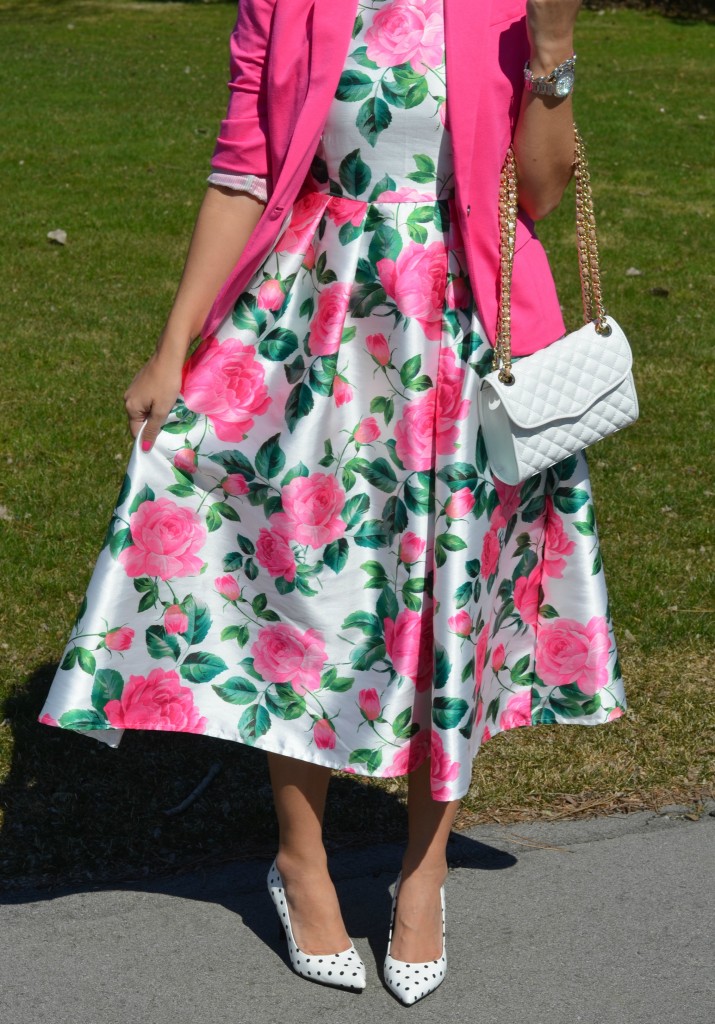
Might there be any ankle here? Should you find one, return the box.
[400,854,448,885]
[276,845,329,879]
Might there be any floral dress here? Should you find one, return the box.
[39,0,626,801]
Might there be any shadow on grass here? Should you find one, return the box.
[1,663,418,893]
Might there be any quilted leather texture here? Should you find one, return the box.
[478,317,639,485]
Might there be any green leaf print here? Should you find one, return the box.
[553,487,590,515]
[221,624,250,647]
[244,557,260,581]
[383,495,408,539]
[309,354,339,395]
[205,505,222,533]
[180,652,228,683]
[336,69,373,102]
[116,473,131,509]
[212,677,258,705]
[350,280,387,317]
[434,200,451,233]
[406,207,434,245]
[592,549,603,575]
[285,353,306,384]
[349,45,378,69]
[166,484,196,498]
[109,527,133,559]
[350,638,387,671]
[285,382,315,433]
[58,708,108,730]
[181,595,212,646]
[360,560,389,589]
[315,251,338,285]
[486,696,501,724]
[339,148,372,197]
[238,703,271,745]
[351,14,364,40]
[354,519,389,548]
[522,495,546,523]
[382,68,429,111]
[453,581,472,609]
[349,747,381,770]
[367,222,402,264]
[212,501,241,522]
[265,685,307,721]
[255,434,286,480]
[341,493,370,528]
[343,610,382,636]
[437,462,479,492]
[320,668,354,692]
[581,694,602,715]
[259,328,299,362]
[555,454,579,481]
[532,706,557,725]
[339,221,364,246]
[208,449,256,481]
[368,173,397,201]
[435,532,467,567]
[399,354,422,388]
[128,485,155,516]
[404,472,433,515]
[434,646,451,690]
[377,586,399,623]
[411,153,436,178]
[146,626,180,661]
[432,697,469,729]
[91,669,124,712]
[357,96,392,146]
[392,708,418,740]
[77,648,96,675]
[510,656,532,685]
[232,293,267,335]
[549,696,586,719]
[573,503,596,536]
[324,538,350,574]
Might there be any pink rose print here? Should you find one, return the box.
[399,531,426,564]
[358,688,381,721]
[40,712,59,727]
[173,448,197,475]
[383,728,431,776]
[536,616,611,695]
[327,197,367,227]
[119,498,206,580]
[514,566,542,629]
[500,688,532,730]
[482,725,492,742]
[215,575,240,602]
[308,281,351,356]
[333,376,354,406]
[222,473,249,496]
[377,186,436,202]
[313,717,337,750]
[252,623,328,695]
[271,473,347,549]
[104,669,207,733]
[475,626,489,688]
[607,707,623,721]
[377,240,447,341]
[490,478,522,530]
[302,242,316,270]
[445,487,474,519]
[104,626,134,652]
[543,497,576,579]
[430,730,460,799]
[256,528,297,583]
[365,0,444,73]
[447,610,472,637]
[439,99,448,128]
[445,276,470,310]
[164,604,189,635]
[480,528,500,579]
[492,643,506,671]
[394,391,435,471]
[182,336,271,442]
[354,417,380,444]
[256,278,285,310]
[384,608,433,691]
[436,347,470,439]
[366,332,391,366]
[276,192,327,254]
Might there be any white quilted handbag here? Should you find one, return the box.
[477,130,639,485]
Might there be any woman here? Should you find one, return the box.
[39,0,626,1005]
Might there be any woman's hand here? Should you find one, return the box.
[123,346,186,451]
[526,0,582,73]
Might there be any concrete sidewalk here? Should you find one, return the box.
[1,805,713,1024]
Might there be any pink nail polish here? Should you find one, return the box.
[141,440,151,452]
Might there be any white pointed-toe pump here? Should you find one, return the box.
[383,873,447,1005]
[267,859,367,991]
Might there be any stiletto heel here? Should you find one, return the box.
[267,859,367,991]
[383,872,447,1005]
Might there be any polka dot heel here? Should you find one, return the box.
[267,859,367,991]
[383,873,447,1006]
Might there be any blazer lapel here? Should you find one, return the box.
[444,0,493,194]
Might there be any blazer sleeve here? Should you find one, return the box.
[211,0,276,177]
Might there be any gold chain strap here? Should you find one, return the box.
[492,125,611,385]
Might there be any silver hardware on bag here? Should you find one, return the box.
[524,55,577,98]
[476,127,639,486]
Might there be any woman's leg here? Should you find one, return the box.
[267,752,351,954]
[389,756,460,962]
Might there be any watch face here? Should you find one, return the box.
[555,71,575,97]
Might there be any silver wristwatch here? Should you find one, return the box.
[524,55,577,98]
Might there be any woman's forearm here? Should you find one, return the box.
[513,0,581,221]
[156,184,266,359]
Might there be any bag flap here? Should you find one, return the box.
[483,318,633,429]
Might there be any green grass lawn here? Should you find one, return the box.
[1,0,713,888]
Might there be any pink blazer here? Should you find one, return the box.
[203,0,567,356]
